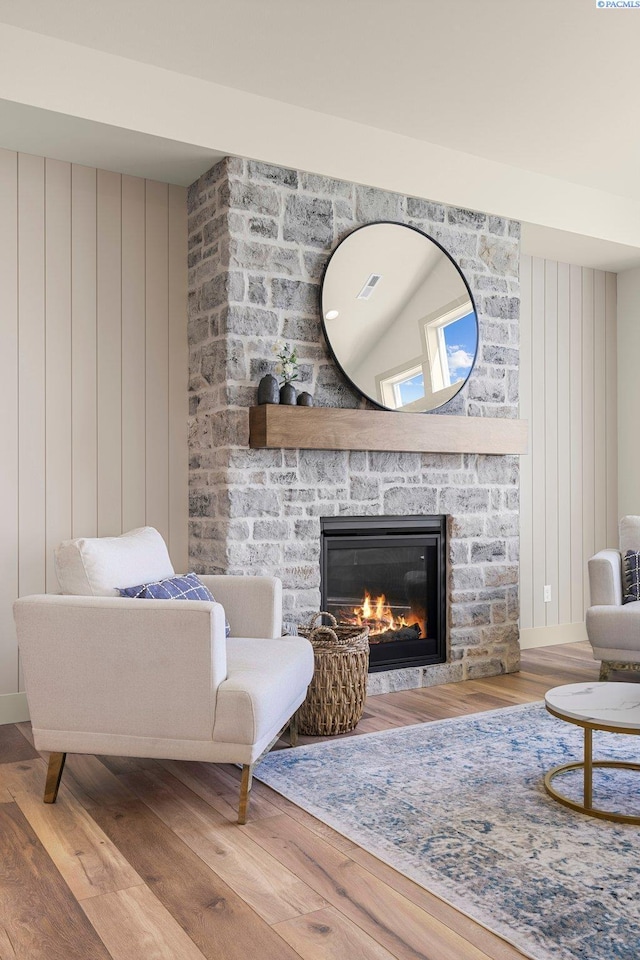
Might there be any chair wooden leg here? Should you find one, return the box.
[44,752,66,804]
[238,764,253,824]
[289,712,298,748]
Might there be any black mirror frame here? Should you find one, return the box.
[320,220,480,413]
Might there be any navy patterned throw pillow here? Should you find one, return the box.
[119,572,231,636]
[623,551,640,605]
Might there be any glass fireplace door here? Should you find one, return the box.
[321,528,444,671]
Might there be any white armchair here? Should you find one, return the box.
[586,516,640,680]
[13,529,314,823]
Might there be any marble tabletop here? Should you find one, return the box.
[545,682,640,730]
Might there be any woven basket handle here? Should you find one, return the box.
[305,611,337,630]
[305,611,338,644]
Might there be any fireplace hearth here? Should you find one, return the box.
[320,516,447,672]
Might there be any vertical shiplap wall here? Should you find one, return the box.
[0,150,188,715]
[519,256,617,646]
[617,267,640,518]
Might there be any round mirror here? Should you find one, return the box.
[321,222,479,412]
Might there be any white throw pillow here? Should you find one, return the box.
[55,527,175,597]
[619,516,640,556]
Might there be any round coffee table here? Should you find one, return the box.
[544,682,640,825]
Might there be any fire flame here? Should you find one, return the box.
[342,590,423,636]
[358,591,406,632]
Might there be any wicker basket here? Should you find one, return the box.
[296,612,370,736]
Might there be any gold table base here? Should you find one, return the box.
[544,726,640,825]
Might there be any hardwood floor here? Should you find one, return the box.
[0,642,598,960]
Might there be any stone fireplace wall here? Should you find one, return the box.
[187,157,521,690]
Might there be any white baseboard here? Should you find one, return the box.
[519,621,588,650]
[0,692,30,724]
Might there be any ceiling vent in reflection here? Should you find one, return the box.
[356,273,382,300]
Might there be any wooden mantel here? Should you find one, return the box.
[249,405,528,455]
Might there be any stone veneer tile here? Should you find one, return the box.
[187,157,521,688]
[367,667,424,695]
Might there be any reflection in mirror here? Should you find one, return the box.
[321,222,478,413]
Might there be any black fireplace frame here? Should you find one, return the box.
[320,515,447,672]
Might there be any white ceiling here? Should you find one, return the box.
[0,0,637,201]
[0,0,639,270]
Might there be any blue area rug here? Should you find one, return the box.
[256,702,640,960]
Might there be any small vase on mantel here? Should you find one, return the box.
[257,374,280,405]
[280,382,297,405]
[297,392,313,406]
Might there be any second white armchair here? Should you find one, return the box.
[586,516,640,680]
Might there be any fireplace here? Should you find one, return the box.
[187,158,522,690]
[320,516,447,672]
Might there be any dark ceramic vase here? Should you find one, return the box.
[297,392,313,406]
[257,374,280,404]
[280,382,297,405]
